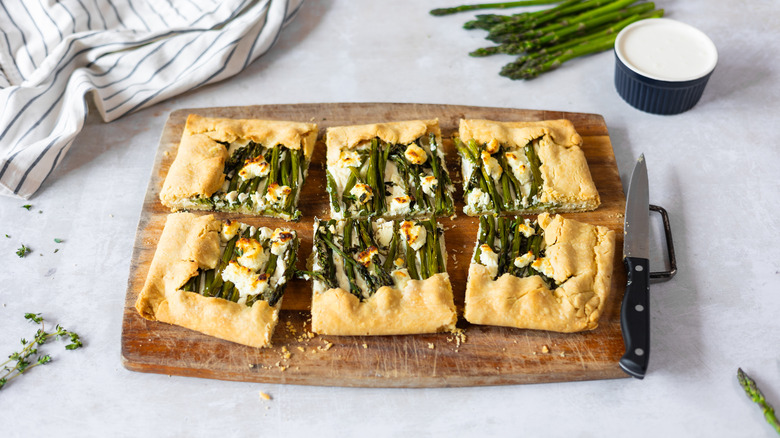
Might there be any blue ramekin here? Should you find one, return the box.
[614,18,718,115]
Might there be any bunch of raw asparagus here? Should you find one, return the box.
[431,0,665,80]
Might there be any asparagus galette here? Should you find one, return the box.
[160,114,318,221]
[135,213,299,348]
[464,213,615,333]
[456,119,600,216]
[325,119,455,219]
[306,217,457,336]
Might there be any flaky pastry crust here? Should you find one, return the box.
[325,119,441,166]
[135,213,281,348]
[464,213,616,332]
[311,273,457,336]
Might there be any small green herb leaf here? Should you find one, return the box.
[54,238,63,243]
[24,313,43,324]
[16,245,31,258]
[22,204,32,210]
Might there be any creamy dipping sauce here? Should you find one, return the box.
[616,18,718,82]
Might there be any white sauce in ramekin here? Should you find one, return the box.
[616,18,718,82]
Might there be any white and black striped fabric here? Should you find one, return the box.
[0,0,303,198]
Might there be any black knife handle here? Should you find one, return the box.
[620,257,650,379]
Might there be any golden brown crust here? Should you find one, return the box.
[458,118,599,214]
[159,125,229,209]
[464,213,616,332]
[311,273,458,336]
[159,114,318,212]
[134,212,281,348]
[459,118,582,149]
[185,114,318,156]
[536,134,600,211]
[325,119,441,166]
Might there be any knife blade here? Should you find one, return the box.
[619,154,651,379]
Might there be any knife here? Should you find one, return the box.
[620,154,651,379]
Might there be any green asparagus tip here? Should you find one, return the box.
[469,46,501,57]
[737,368,780,434]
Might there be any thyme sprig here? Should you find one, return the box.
[16,245,31,258]
[0,313,83,391]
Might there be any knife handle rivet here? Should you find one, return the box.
[634,348,645,357]
[635,265,644,272]
[635,304,644,312]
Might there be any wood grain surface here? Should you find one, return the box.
[121,103,628,387]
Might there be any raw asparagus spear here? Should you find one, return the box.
[431,0,561,16]
[737,368,780,434]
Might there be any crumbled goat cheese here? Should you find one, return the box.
[222,220,241,241]
[467,188,491,211]
[505,151,532,186]
[531,257,555,279]
[265,183,292,206]
[236,238,268,271]
[401,221,427,251]
[517,221,535,238]
[222,261,270,298]
[481,150,503,181]
[485,138,500,154]
[350,183,373,205]
[404,144,427,165]
[479,244,499,278]
[225,190,239,204]
[356,246,379,266]
[420,175,438,198]
[389,195,412,216]
[514,251,535,269]
[239,156,270,180]
[391,268,411,290]
[337,150,361,168]
[270,229,294,256]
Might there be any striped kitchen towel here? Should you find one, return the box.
[0,0,304,199]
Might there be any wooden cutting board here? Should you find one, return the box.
[121,103,628,387]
